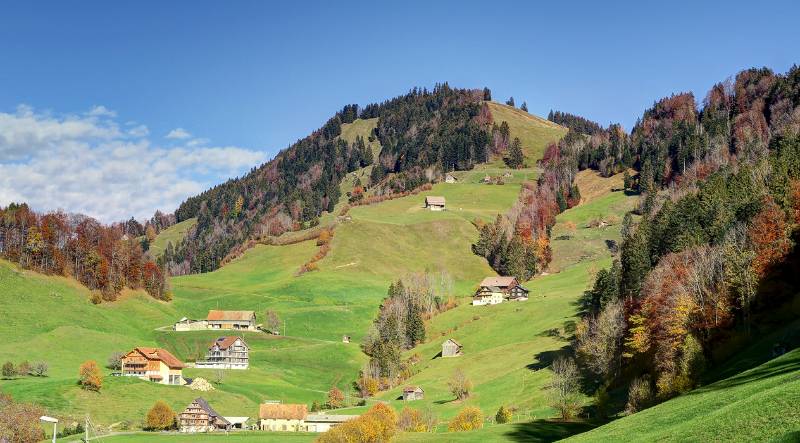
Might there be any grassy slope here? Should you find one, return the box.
[484,102,567,168]
[0,111,583,442]
[147,218,197,258]
[565,348,800,443]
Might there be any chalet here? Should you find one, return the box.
[206,310,257,330]
[424,196,446,211]
[472,276,529,306]
[445,174,457,183]
[179,397,231,433]
[403,386,425,401]
[442,338,463,357]
[196,336,249,370]
[259,403,308,432]
[121,347,185,385]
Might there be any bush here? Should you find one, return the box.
[625,376,653,414]
[398,406,427,432]
[145,400,176,430]
[107,352,124,370]
[31,361,48,377]
[1,361,16,379]
[78,360,102,391]
[327,387,344,409]
[448,406,483,431]
[495,405,512,424]
[316,403,397,442]
[16,361,31,376]
[448,368,472,401]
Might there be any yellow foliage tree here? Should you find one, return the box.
[78,360,102,391]
[316,403,397,442]
[448,406,483,431]
[145,400,176,430]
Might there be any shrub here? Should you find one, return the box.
[398,406,427,432]
[625,376,653,414]
[1,361,16,379]
[495,405,512,424]
[316,403,397,443]
[78,360,102,391]
[16,361,31,376]
[448,406,483,431]
[31,361,48,377]
[107,352,124,370]
[145,400,176,430]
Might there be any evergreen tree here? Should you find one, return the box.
[406,303,426,346]
[506,137,525,169]
[520,102,528,112]
[483,87,492,101]
[506,97,515,107]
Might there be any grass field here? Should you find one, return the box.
[147,218,197,258]
[565,348,800,442]
[485,102,567,168]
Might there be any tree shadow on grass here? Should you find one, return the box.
[504,419,598,442]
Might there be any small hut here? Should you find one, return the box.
[445,174,457,183]
[342,335,351,344]
[403,386,424,401]
[442,338,463,357]
[424,196,446,211]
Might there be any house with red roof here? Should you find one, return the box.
[120,347,185,385]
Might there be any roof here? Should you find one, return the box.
[259,403,308,420]
[131,347,185,369]
[210,336,247,350]
[425,196,446,206]
[479,276,517,288]
[193,398,230,425]
[443,338,462,348]
[306,414,359,423]
[403,386,424,393]
[207,310,255,321]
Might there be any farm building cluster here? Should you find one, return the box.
[472,276,529,305]
[174,310,257,331]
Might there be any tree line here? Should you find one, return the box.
[574,65,800,415]
[0,203,170,301]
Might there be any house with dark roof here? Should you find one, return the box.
[206,310,257,330]
[473,276,529,306]
[195,336,249,370]
[120,347,185,385]
[179,398,231,433]
[424,196,446,211]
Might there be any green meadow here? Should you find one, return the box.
[146,217,197,258]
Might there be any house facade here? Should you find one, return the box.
[442,338,463,357]
[472,276,529,306]
[120,347,184,385]
[179,398,231,433]
[259,403,307,432]
[424,196,446,211]
[206,310,257,330]
[403,386,425,401]
[195,336,249,370]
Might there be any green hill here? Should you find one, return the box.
[565,348,800,442]
[147,217,197,258]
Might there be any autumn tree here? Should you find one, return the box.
[145,225,157,242]
[495,405,513,424]
[748,196,791,277]
[575,300,625,381]
[78,360,103,391]
[31,361,48,377]
[145,400,176,430]
[1,362,15,379]
[546,357,582,420]
[0,393,45,443]
[398,406,427,432]
[265,310,281,334]
[448,406,483,431]
[448,368,472,401]
[316,403,397,442]
[327,386,345,409]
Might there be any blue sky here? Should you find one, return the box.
[1,1,798,221]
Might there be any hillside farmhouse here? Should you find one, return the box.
[207,310,257,330]
[179,398,231,432]
[472,276,529,306]
[121,347,185,385]
[424,196,446,211]
[195,336,249,370]
[442,338,463,357]
[259,403,357,433]
[403,386,425,401]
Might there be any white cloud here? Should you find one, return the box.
[0,105,266,223]
[165,127,191,139]
[86,105,117,118]
[128,124,149,137]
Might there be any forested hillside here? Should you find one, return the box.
[166,84,494,275]
[570,65,800,420]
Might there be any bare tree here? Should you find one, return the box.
[546,357,582,420]
[448,368,473,401]
[575,300,625,380]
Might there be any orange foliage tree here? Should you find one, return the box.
[78,360,102,391]
[748,196,791,277]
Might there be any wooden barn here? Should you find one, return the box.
[442,338,463,357]
[424,196,446,211]
[403,386,425,401]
